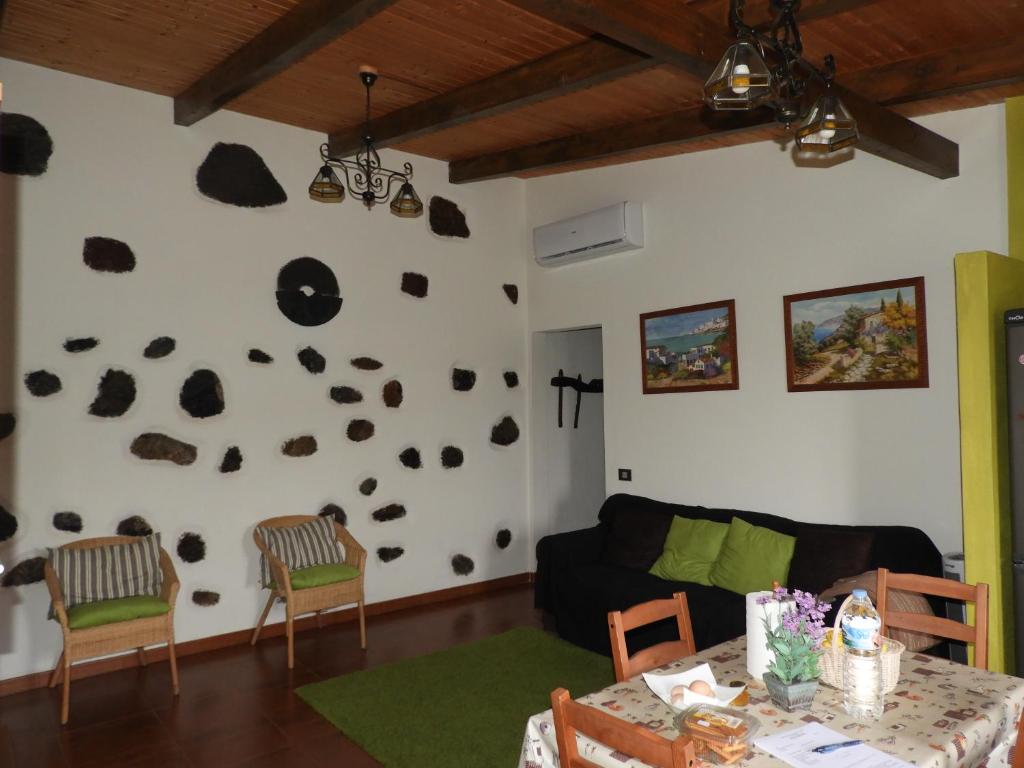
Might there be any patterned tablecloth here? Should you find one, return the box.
[519,636,1024,768]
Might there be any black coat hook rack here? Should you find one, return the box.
[550,368,604,428]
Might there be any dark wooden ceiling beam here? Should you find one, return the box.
[174,0,398,127]
[327,37,654,157]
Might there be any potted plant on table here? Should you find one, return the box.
[758,586,832,712]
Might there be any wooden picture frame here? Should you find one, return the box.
[639,299,739,394]
[783,276,929,392]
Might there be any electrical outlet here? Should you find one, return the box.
[618,468,632,482]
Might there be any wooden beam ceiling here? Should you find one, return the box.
[174,0,399,127]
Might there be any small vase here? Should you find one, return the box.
[763,673,819,712]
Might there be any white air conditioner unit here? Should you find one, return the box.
[533,202,644,267]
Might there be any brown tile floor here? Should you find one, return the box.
[0,584,544,768]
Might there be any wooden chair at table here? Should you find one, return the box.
[608,592,696,682]
[44,536,180,725]
[551,688,695,768]
[251,515,367,669]
[876,567,989,670]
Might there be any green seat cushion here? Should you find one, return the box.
[708,517,797,596]
[275,563,360,591]
[649,517,730,586]
[67,595,170,630]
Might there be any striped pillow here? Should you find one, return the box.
[49,534,163,611]
[257,517,344,588]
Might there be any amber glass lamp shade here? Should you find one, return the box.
[308,165,346,203]
[704,40,772,110]
[390,181,423,218]
[795,92,858,153]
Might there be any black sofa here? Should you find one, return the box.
[535,493,943,657]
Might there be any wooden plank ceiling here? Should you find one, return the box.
[1,0,1022,180]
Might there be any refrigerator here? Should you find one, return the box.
[1006,308,1024,672]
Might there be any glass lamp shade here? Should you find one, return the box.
[308,165,346,203]
[703,40,772,110]
[795,92,858,153]
[390,181,423,218]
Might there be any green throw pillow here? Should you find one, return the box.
[708,517,796,595]
[66,595,170,630]
[649,517,730,585]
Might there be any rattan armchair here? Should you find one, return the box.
[44,535,180,724]
[251,515,367,668]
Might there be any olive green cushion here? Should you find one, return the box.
[67,595,170,630]
[274,563,360,591]
[708,517,797,596]
[649,517,730,586]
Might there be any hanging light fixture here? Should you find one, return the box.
[704,0,858,154]
[309,65,423,217]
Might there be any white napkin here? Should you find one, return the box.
[642,662,745,709]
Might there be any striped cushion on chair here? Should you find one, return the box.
[48,534,163,611]
[257,517,344,588]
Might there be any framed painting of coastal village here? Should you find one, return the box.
[640,299,739,394]
[783,276,928,392]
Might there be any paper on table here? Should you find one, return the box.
[754,723,914,768]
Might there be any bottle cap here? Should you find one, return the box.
[852,588,867,599]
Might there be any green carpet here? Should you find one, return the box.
[297,626,614,767]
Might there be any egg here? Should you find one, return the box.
[688,680,714,697]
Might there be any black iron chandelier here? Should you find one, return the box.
[309,65,423,216]
[703,0,858,154]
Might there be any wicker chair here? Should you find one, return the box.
[251,515,367,668]
[44,536,180,724]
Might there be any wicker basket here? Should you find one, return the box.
[820,594,904,693]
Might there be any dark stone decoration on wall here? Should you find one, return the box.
[319,503,347,527]
[83,236,136,274]
[429,197,470,239]
[452,368,476,392]
[196,142,287,208]
[298,346,326,375]
[64,337,99,353]
[502,284,519,305]
[130,432,198,466]
[503,371,519,389]
[496,529,512,549]
[401,272,428,298]
[0,113,53,176]
[143,336,176,359]
[117,515,153,537]
[351,356,383,371]
[0,413,15,441]
[359,477,377,496]
[177,532,206,563]
[399,447,422,469]
[1,557,46,587]
[372,504,407,523]
[440,445,464,469]
[451,554,475,576]
[0,505,17,542]
[24,370,62,397]
[180,369,225,418]
[248,348,273,364]
[276,257,342,327]
[53,511,83,533]
[490,416,520,446]
[378,546,404,563]
[347,419,375,442]
[282,435,317,457]
[88,369,137,418]
[382,380,403,408]
[219,446,243,473]
[330,385,363,404]
[192,590,220,607]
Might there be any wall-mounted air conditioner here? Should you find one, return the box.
[533,202,644,268]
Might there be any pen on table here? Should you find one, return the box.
[812,740,863,754]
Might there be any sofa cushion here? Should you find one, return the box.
[649,517,730,586]
[67,595,170,630]
[49,534,163,610]
[602,502,674,571]
[709,518,796,596]
[274,563,360,591]
[257,517,344,588]
[787,526,875,595]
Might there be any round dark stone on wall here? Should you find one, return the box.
[401,272,428,298]
[382,379,403,408]
[143,336,176,359]
[24,370,62,397]
[359,478,377,496]
[377,546,404,563]
[399,447,422,469]
[196,142,287,208]
[117,515,153,537]
[1,557,46,587]
[319,503,347,527]
[330,385,363,404]
[248,348,273,364]
[0,505,17,542]
[372,504,406,523]
[192,590,220,607]
[490,416,520,446]
[177,532,206,563]
[0,113,53,176]
[88,369,137,418]
[180,369,225,418]
[351,356,383,371]
[429,197,470,239]
[0,413,15,441]
[298,346,326,375]
[219,446,243,473]
[440,445,464,469]
[83,236,136,273]
[53,511,83,533]
[282,435,317,457]
[452,368,476,392]
[347,419,375,442]
[502,284,518,305]
[503,371,519,389]
[451,554,475,576]
[276,257,342,327]
[64,337,99,353]
[131,432,198,465]
[496,529,512,550]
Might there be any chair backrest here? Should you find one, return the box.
[551,688,694,768]
[255,515,321,529]
[876,568,989,670]
[608,592,696,682]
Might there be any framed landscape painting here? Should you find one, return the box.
[640,299,739,394]
[783,276,928,392]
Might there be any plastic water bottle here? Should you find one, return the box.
[842,588,883,719]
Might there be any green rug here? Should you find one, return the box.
[297,626,614,767]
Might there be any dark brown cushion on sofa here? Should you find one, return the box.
[602,505,674,571]
[787,527,875,595]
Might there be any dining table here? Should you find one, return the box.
[518,636,1024,768]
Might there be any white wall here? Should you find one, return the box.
[525,104,1009,554]
[0,58,529,680]
[529,326,605,546]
